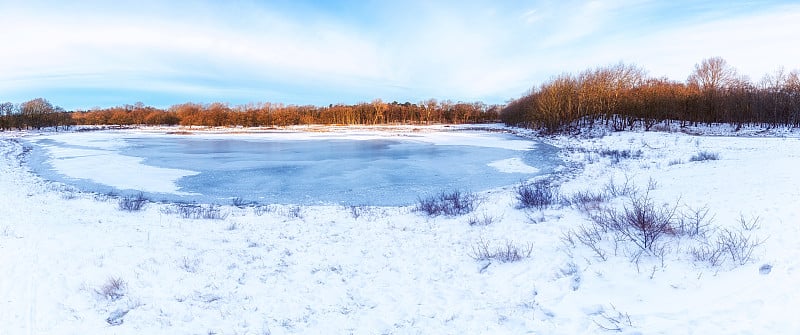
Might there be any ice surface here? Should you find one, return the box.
[26,129,558,205]
[33,143,199,195]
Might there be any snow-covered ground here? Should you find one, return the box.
[1,125,799,334]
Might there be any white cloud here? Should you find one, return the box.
[574,4,800,81]
[1,0,799,108]
[0,2,387,94]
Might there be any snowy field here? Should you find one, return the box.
[1,125,799,334]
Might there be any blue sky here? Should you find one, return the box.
[1,0,799,110]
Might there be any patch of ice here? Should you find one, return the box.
[488,157,539,173]
[38,140,198,195]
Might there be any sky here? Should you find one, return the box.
[1,0,799,110]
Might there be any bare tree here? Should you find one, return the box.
[20,98,56,129]
[688,57,738,91]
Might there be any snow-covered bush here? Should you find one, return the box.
[570,190,608,214]
[598,149,643,164]
[414,190,477,217]
[589,193,679,252]
[690,227,764,266]
[675,205,713,237]
[467,213,497,226]
[602,176,637,198]
[162,204,228,220]
[118,192,147,212]
[516,179,561,210]
[690,151,720,162]
[231,197,252,208]
[470,238,533,263]
[97,276,127,301]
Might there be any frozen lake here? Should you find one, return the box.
[25,128,560,205]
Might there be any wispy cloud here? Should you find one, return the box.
[1,0,799,109]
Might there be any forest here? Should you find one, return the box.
[2,57,799,133]
[0,99,499,131]
[501,57,800,133]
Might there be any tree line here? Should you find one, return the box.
[0,98,73,131]
[0,99,500,131]
[501,57,800,133]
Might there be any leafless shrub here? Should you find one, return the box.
[598,149,643,164]
[716,228,764,265]
[97,276,127,301]
[348,204,370,219]
[118,192,147,212]
[603,176,637,198]
[590,193,678,252]
[415,190,478,217]
[467,213,497,226]
[676,205,714,237]
[570,190,608,214]
[668,158,683,166]
[690,243,725,267]
[516,179,560,210]
[94,192,116,202]
[163,204,228,220]
[231,197,252,208]
[565,224,609,261]
[253,205,274,216]
[690,151,720,162]
[646,177,658,191]
[738,214,761,231]
[286,206,302,219]
[691,227,764,266]
[470,238,533,263]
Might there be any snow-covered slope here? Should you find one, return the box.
[1,126,798,334]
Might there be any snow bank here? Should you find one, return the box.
[2,125,800,334]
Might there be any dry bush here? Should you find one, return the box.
[253,204,275,216]
[598,149,643,164]
[348,204,370,219]
[716,228,764,265]
[690,242,725,266]
[97,276,127,301]
[567,223,611,261]
[676,205,714,237]
[516,179,561,210]
[570,190,608,214]
[231,197,253,208]
[162,204,228,220]
[668,158,683,166]
[691,227,764,266]
[470,239,533,263]
[738,214,761,231]
[603,175,637,198]
[567,185,765,269]
[118,192,147,212]
[590,193,679,252]
[415,190,478,217]
[690,151,720,162]
[467,213,497,226]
